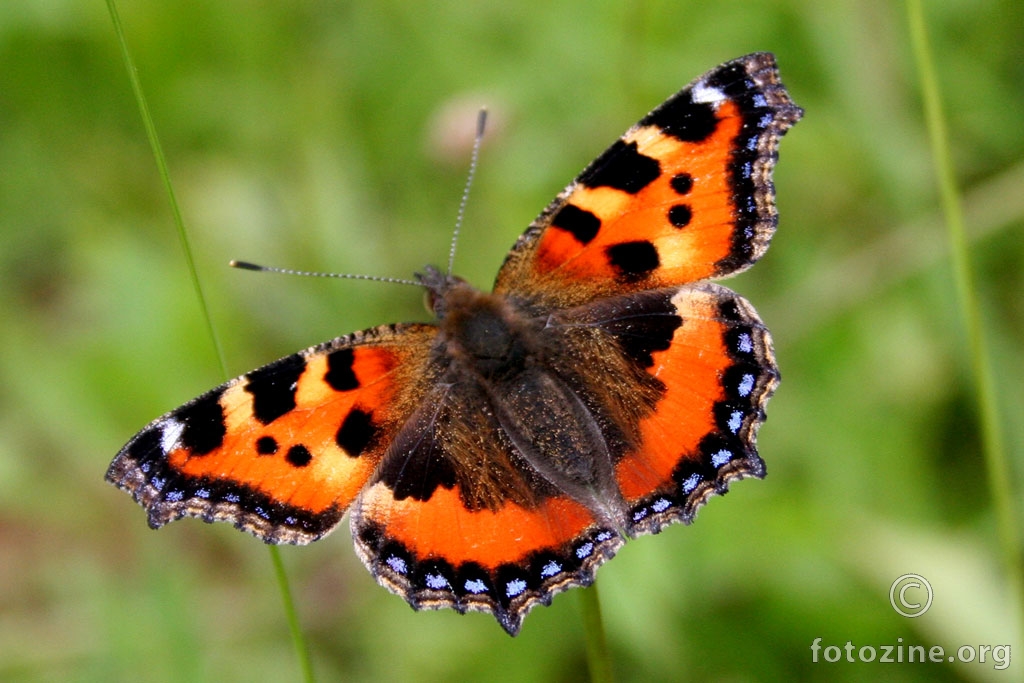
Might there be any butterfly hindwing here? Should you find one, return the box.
[353,479,622,636]
[346,344,626,635]
[558,283,778,535]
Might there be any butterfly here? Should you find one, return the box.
[107,53,802,636]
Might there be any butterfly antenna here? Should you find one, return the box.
[447,108,488,276]
[229,260,420,287]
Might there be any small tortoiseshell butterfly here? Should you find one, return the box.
[108,53,801,635]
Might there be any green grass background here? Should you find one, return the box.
[2,1,1022,681]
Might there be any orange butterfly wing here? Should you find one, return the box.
[107,324,435,544]
[496,52,801,305]
[553,283,779,534]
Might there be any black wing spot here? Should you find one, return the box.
[178,389,227,455]
[640,93,718,142]
[245,355,306,425]
[668,204,692,228]
[125,428,164,466]
[606,241,660,281]
[256,436,278,455]
[378,436,458,502]
[598,296,682,368]
[336,407,377,457]
[551,204,601,245]
[670,172,693,195]
[579,141,660,194]
[325,348,360,391]
[286,444,313,467]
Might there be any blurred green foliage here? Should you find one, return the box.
[1,1,1021,681]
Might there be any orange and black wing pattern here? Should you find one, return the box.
[496,52,802,306]
[107,324,435,545]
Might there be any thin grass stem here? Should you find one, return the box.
[106,3,315,680]
[579,583,614,683]
[906,0,1021,629]
[269,546,316,683]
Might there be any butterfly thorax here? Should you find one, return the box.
[416,264,540,379]
[444,292,534,377]
[410,265,630,527]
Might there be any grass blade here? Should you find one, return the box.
[105,2,314,680]
[579,583,614,683]
[906,0,1021,627]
